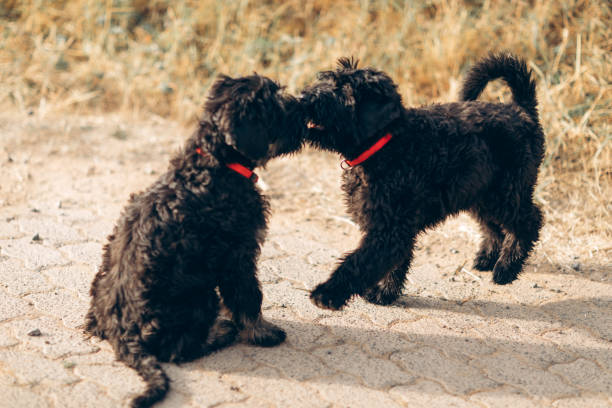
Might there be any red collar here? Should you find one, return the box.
[341,133,392,169]
[196,148,258,182]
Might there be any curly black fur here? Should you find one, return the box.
[301,52,545,310]
[84,74,304,407]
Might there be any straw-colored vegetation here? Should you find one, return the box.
[1,0,610,244]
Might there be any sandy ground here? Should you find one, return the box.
[0,113,610,407]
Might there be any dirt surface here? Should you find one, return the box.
[0,113,610,407]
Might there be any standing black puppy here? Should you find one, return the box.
[85,74,303,407]
[301,52,544,310]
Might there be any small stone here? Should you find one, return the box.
[32,233,42,242]
[111,128,128,140]
[532,283,540,288]
[31,208,40,213]
[450,248,459,254]
[159,82,174,94]
[143,166,156,175]
[63,361,76,369]
[571,262,581,271]
[28,329,42,337]
[55,55,69,71]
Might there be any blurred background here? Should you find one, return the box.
[0,0,610,233]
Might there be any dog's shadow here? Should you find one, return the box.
[169,293,612,403]
[527,258,611,282]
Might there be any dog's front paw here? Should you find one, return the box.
[310,282,349,310]
[241,318,286,347]
[206,319,238,351]
[363,285,400,306]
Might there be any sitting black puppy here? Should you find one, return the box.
[301,52,545,310]
[84,74,303,407]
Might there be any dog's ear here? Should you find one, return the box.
[225,119,269,161]
[357,99,400,141]
[206,75,271,161]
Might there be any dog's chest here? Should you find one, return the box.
[342,170,365,195]
[171,187,268,276]
[341,170,373,225]
[205,185,268,232]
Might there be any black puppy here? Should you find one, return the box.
[84,74,303,407]
[301,52,545,310]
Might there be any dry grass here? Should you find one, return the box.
[0,0,610,248]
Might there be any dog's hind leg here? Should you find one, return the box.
[472,214,504,272]
[150,289,236,363]
[363,258,410,305]
[493,200,543,285]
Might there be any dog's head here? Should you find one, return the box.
[204,74,304,165]
[300,57,402,156]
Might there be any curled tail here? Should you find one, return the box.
[121,343,169,408]
[460,51,539,120]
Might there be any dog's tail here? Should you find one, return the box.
[122,344,170,408]
[460,51,538,120]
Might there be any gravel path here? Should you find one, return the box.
[0,114,610,407]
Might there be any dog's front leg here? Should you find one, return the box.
[310,231,415,310]
[363,258,412,305]
[218,260,286,347]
